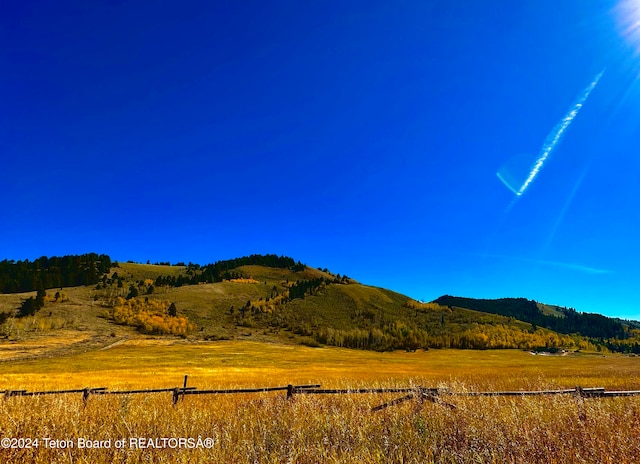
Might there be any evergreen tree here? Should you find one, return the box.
[36,288,46,306]
[18,295,44,317]
[0,311,10,325]
[168,302,177,317]
[126,285,139,300]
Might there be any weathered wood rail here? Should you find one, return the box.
[4,377,640,411]
[175,384,321,404]
[457,387,606,397]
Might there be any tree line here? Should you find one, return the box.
[288,278,327,300]
[0,253,112,293]
[434,295,629,341]
[313,322,586,352]
[154,254,304,288]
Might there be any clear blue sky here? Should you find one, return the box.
[3,0,640,318]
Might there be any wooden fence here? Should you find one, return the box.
[3,377,640,411]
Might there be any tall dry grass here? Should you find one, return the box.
[1,381,639,463]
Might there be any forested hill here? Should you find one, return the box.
[0,254,305,294]
[433,295,629,339]
[0,253,112,293]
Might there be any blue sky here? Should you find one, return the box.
[3,0,640,318]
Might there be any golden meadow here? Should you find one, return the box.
[2,340,640,463]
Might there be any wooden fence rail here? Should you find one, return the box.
[93,387,195,395]
[174,384,321,404]
[602,390,640,397]
[5,388,107,397]
[457,387,606,397]
[291,387,421,394]
[4,379,640,411]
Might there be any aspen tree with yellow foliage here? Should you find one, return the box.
[109,297,196,336]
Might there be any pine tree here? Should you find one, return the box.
[168,303,177,317]
[126,285,139,300]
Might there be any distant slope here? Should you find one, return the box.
[433,295,631,339]
[537,303,566,318]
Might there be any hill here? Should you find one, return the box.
[100,259,568,351]
[1,253,638,359]
[434,295,640,352]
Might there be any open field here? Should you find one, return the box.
[1,340,640,390]
[2,341,640,463]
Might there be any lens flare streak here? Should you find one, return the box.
[501,70,605,197]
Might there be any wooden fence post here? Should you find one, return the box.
[182,375,188,402]
[173,387,181,406]
[287,384,294,399]
[421,387,456,410]
[83,388,91,406]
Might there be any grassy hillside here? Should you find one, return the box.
[1,256,604,360]
[537,302,566,317]
[114,262,186,281]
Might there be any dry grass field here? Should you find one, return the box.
[1,340,639,390]
[1,341,640,463]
